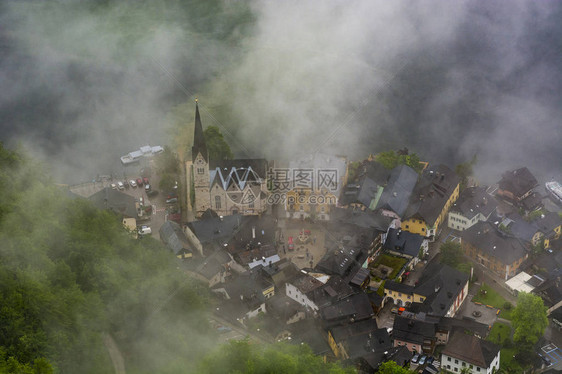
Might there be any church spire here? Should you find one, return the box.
[192,99,208,162]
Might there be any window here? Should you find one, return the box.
[215,196,221,209]
[462,362,466,367]
[447,365,451,370]
[197,167,204,174]
[477,368,480,372]
[454,368,458,372]
[405,225,409,229]
[422,228,425,232]
[300,206,304,211]
[455,360,458,364]
[249,201,254,208]
[448,357,451,362]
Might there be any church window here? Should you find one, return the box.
[215,196,221,209]
[197,167,204,174]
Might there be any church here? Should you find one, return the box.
[191,101,269,217]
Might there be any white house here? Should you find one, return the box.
[441,331,500,374]
[448,186,497,232]
[285,273,325,312]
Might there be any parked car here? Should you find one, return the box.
[117,181,124,190]
[411,354,420,364]
[419,355,427,365]
[145,184,151,192]
[138,225,152,235]
[123,180,130,189]
[136,177,143,187]
[110,183,117,190]
[427,356,434,365]
[129,179,137,187]
[143,177,149,185]
[165,197,178,204]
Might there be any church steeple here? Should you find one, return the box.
[192,99,208,162]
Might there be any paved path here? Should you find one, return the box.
[103,333,126,374]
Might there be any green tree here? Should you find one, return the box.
[512,292,548,352]
[376,360,414,374]
[198,339,355,374]
[375,150,423,173]
[440,241,464,268]
[204,126,233,161]
[455,155,477,190]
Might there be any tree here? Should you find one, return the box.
[512,292,548,352]
[440,241,464,268]
[455,154,477,190]
[375,150,423,173]
[204,126,233,161]
[198,339,355,374]
[376,361,414,374]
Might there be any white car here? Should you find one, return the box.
[138,225,152,235]
[117,181,124,190]
[110,183,117,190]
[129,179,137,187]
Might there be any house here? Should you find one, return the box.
[499,213,542,247]
[88,187,139,218]
[284,153,347,221]
[392,315,437,354]
[462,221,529,280]
[327,319,391,361]
[384,264,469,318]
[412,263,469,317]
[258,258,301,293]
[383,228,428,267]
[375,165,419,220]
[185,249,235,287]
[190,100,269,217]
[186,214,246,254]
[320,292,375,326]
[440,331,500,374]
[264,294,306,325]
[330,207,395,262]
[159,221,196,259]
[505,271,545,296]
[285,273,325,312]
[341,175,384,211]
[535,212,562,249]
[496,167,538,204]
[448,186,497,232]
[402,164,460,240]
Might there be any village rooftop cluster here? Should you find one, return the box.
[70,103,562,373]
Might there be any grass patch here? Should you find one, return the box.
[488,322,511,345]
[500,347,523,373]
[370,254,408,279]
[472,283,513,320]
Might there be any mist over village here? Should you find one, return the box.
[1,1,562,374]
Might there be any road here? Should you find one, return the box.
[103,333,126,374]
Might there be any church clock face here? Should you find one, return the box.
[197,158,204,165]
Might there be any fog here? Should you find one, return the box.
[1,0,561,185]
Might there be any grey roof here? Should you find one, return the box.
[88,187,138,218]
[375,165,418,217]
[159,221,190,255]
[442,330,499,368]
[462,221,528,265]
[342,176,382,208]
[534,212,562,236]
[330,207,392,232]
[392,315,436,345]
[498,167,538,199]
[320,292,374,322]
[329,318,380,342]
[384,281,415,295]
[192,101,208,161]
[364,161,392,186]
[383,228,425,258]
[414,263,469,317]
[503,213,538,243]
[349,268,371,288]
[188,215,245,247]
[450,186,497,220]
[404,164,460,226]
[437,318,490,339]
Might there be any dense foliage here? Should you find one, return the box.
[374,151,423,173]
[204,126,234,161]
[439,241,471,273]
[512,292,548,352]
[197,339,355,374]
[0,143,212,373]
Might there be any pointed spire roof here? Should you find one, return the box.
[192,99,208,161]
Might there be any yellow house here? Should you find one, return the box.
[402,165,460,240]
[534,212,562,249]
[383,281,426,306]
[285,188,337,221]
